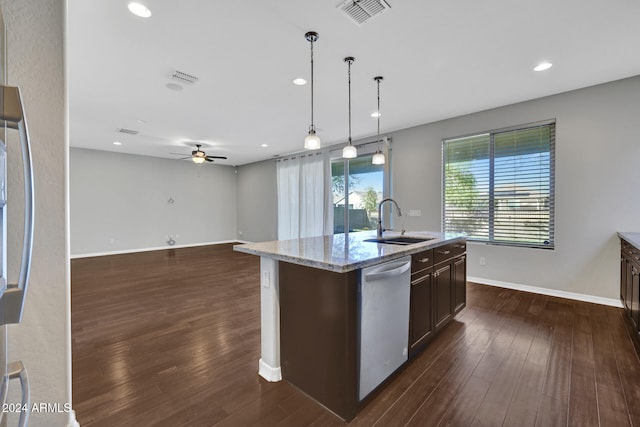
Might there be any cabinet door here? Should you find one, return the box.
[453,255,466,314]
[622,254,628,305]
[633,265,640,330]
[433,263,453,332]
[627,259,633,317]
[409,271,433,357]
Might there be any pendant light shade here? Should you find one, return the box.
[372,76,385,165]
[304,133,321,150]
[372,151,385,165]
[342,56,357,159]
[342,144,357,159]
[304,31,321,150]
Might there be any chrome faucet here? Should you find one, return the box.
[377,198,403,239]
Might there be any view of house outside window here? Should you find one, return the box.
[442,121,555,248]
[332,154,385,234]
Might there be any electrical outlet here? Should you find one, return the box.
[408,210,422,217]
[479,257,486,266]
[262,271,270,288]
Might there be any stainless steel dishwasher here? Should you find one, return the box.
[358,255,411,400]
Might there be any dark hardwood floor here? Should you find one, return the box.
[72,244,640,426]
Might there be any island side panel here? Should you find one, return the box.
[258,257,282,381]
[279,262,359,421]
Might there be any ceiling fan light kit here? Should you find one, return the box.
[171,144,228,164]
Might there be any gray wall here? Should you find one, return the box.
[70,148,238,256]
[240,75,640,301]
[236,159,277,243]
[2,0,71,425]
[391,76,640,300]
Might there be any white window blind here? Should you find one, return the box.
[442,121,555,249]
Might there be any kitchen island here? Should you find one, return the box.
[234,230,466,420]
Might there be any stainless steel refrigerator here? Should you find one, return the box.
[0,4,35,426]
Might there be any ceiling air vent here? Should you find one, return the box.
[170,70,199,85]
[338,0,391,26]
[116,128,139,135]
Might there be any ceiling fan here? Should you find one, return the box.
[172,144,227,164]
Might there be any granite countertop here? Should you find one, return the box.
[233,230,465,273]
[619,232,640,249]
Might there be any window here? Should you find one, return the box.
[442,121,555,248]
[331,146,389,234]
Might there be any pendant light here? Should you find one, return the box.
[342,57,357,159]
[304,31,321,150]
[372,76,385,165]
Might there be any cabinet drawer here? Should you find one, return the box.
[433,244,454,265]
[411,249,433,274]
[451,240,466,256]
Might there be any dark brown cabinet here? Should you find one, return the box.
[279,238,467,420]
[620,238,640,355]
[409,250,433,357]
[433,261,453,331]
[453,254,467,314]
[409,241,466,357]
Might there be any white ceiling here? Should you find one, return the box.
[68,0,640,166]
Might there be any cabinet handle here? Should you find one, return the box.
[453,244,464,249]
[437,250,450,255]
[419,257,430,263]
[412,273,431,285]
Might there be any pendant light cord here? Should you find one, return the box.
[310,38,314,132]
[377,78,380,146]
[347,58,353,144]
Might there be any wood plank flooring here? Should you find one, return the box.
[72,244,640,426]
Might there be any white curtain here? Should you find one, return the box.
[277,152,332,240]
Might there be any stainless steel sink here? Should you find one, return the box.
[363,236,435,245]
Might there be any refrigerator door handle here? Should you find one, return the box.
[7,360,30,427]
[0,86,34,325]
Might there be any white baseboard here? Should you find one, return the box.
[468,276,623,308]
[70,240,243,259]
[258,358,282,382]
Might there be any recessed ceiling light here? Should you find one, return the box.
[128,2,152,18]
[534,62,553,72]
[371,111,381,118]
[113,141,122,146]
[293,78,307,85]
[261,144,269,147]
[136,119,147,124]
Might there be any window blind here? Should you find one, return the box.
[442,121,555,249]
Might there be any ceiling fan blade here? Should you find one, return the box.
[177,156,192,160]
[205,158,214,163]
[169,152,189,156]
[206,155,227,160]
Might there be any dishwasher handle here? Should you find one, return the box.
[365,260,411,282]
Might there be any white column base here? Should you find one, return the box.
[258,358,282,382]
[67,410,80,427]
[258,257,282,382]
